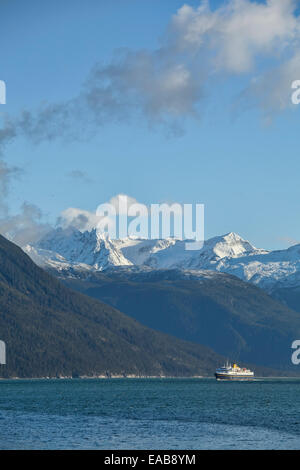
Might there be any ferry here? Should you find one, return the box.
[215,362,254,380]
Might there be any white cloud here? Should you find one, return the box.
[57,207,100,232]
[0,202,51,246]
[170,0,298,73]
[57,194,141,232]
[167,0,300,116]
[239,50,300,116]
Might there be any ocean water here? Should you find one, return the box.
[0,378,300,449]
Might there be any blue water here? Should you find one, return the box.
[0,378,300,449]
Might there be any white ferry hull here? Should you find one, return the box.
[215,373,254,380]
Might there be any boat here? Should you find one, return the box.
[215,362,254,380]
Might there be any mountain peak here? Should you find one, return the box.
[202,232,259,261]
[223,232,244,240]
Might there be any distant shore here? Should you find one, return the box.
[0,375,206,380]
[1,375,300,381]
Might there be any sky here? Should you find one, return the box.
[1,0,300,250]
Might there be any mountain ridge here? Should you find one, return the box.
[24,228,300,291]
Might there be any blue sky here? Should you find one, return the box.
[1,0,300,250]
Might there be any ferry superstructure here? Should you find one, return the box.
[215,362,254,380]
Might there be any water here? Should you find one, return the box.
[0,378,300,449]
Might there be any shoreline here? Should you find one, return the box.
[1,375,300,381]
[0,375,206,380]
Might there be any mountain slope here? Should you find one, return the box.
[58,267,300,370]
[0,234,231,378]
[271,285,300,314]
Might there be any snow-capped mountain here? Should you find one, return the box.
[215,243,300,290]
[144,232,267,270]
[30,227,131,270]
[23,228,300,291]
